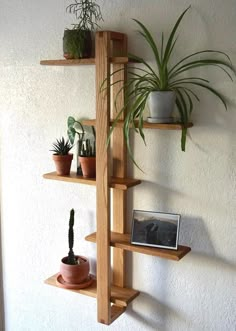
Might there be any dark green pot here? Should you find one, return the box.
[63,29,92,59]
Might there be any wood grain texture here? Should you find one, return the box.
[43,172,96,186]
[85,232,191,261]
[44,274,139,307]
[96,31,111,325]
[40,57,135,66]
[111,34,128,288]
[82,119,194,130]
[40,59,95,66]
[110,305,126,324]
[43,172,141,189]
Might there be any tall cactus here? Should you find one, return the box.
[67,209,79,265]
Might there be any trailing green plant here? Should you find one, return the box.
[106,6,235,168]
[66,0,103,31]
[50,137,73,155]
[67,209,79,265]
[67,116,85,144]
[67,116,96,157]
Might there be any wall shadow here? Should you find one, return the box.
[126,291,185,331]
[125,208,235,330]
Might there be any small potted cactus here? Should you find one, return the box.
[51,137,73,175]
[79,135,96,178]
[67,116,96,178]
[60,209,90,286]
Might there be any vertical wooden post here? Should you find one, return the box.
[95,31,111,325]
[111,34,128,288]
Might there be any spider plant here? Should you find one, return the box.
[107,6,235,168]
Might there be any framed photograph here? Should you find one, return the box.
[131,210,180,250]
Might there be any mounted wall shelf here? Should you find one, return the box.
[40,56,136,66]
[82,119,194,130]
[43,172,141,190]
[85,232,191,261]
[45,274,139,307]
[41,30,192,325]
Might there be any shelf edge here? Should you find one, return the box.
[44,273,139,308]
[85,232,191,261]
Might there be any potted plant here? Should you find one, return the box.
[51,137,73,175]
[67,116,96,178]
[63,0,103,59]
[107,6,234,168]
[59,209,91,288]
[79,137,96,178]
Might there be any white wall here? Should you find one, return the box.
[0,0,236,330]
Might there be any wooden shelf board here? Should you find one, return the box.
[44,274,139,307]
[43,171,96,186]
[40,57,136,66]
[82,119,193,130]
[43,172,141,190]
[85,232,191,261]
[110,305,126,324]
[40,59,95,66]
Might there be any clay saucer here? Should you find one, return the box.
[56,274,94,289]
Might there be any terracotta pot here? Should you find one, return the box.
[79,156,96,178]
[60,255,90,284]
[52,154,73,176]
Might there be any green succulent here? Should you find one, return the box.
[66,0,103,31]
[51,137,73,155]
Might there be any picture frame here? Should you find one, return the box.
[131,210,180,250]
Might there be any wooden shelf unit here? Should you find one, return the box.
[41,30,191,325]
[43,172,141,190]
[85,232,191,261]
[40,56,135,66]
[45,274,139,307]
[82,119,194,130]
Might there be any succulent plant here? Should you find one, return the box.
[51,137,73,155]
[67,209,79,265]
[66,0,103,31]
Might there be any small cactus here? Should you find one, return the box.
[80,138,96,157]
[67,209,79,265]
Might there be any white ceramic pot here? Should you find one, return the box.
[147,91,176,123]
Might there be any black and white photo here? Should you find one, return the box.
[131,210,180,250]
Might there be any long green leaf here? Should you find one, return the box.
[170,59,234,80]
[169,77,210,87]
[163,6,191,65]
[132,18,162,71]
[128,53,161,83]
[176,89,189,124]
[179,81,228,109]
[169,50,234,75]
